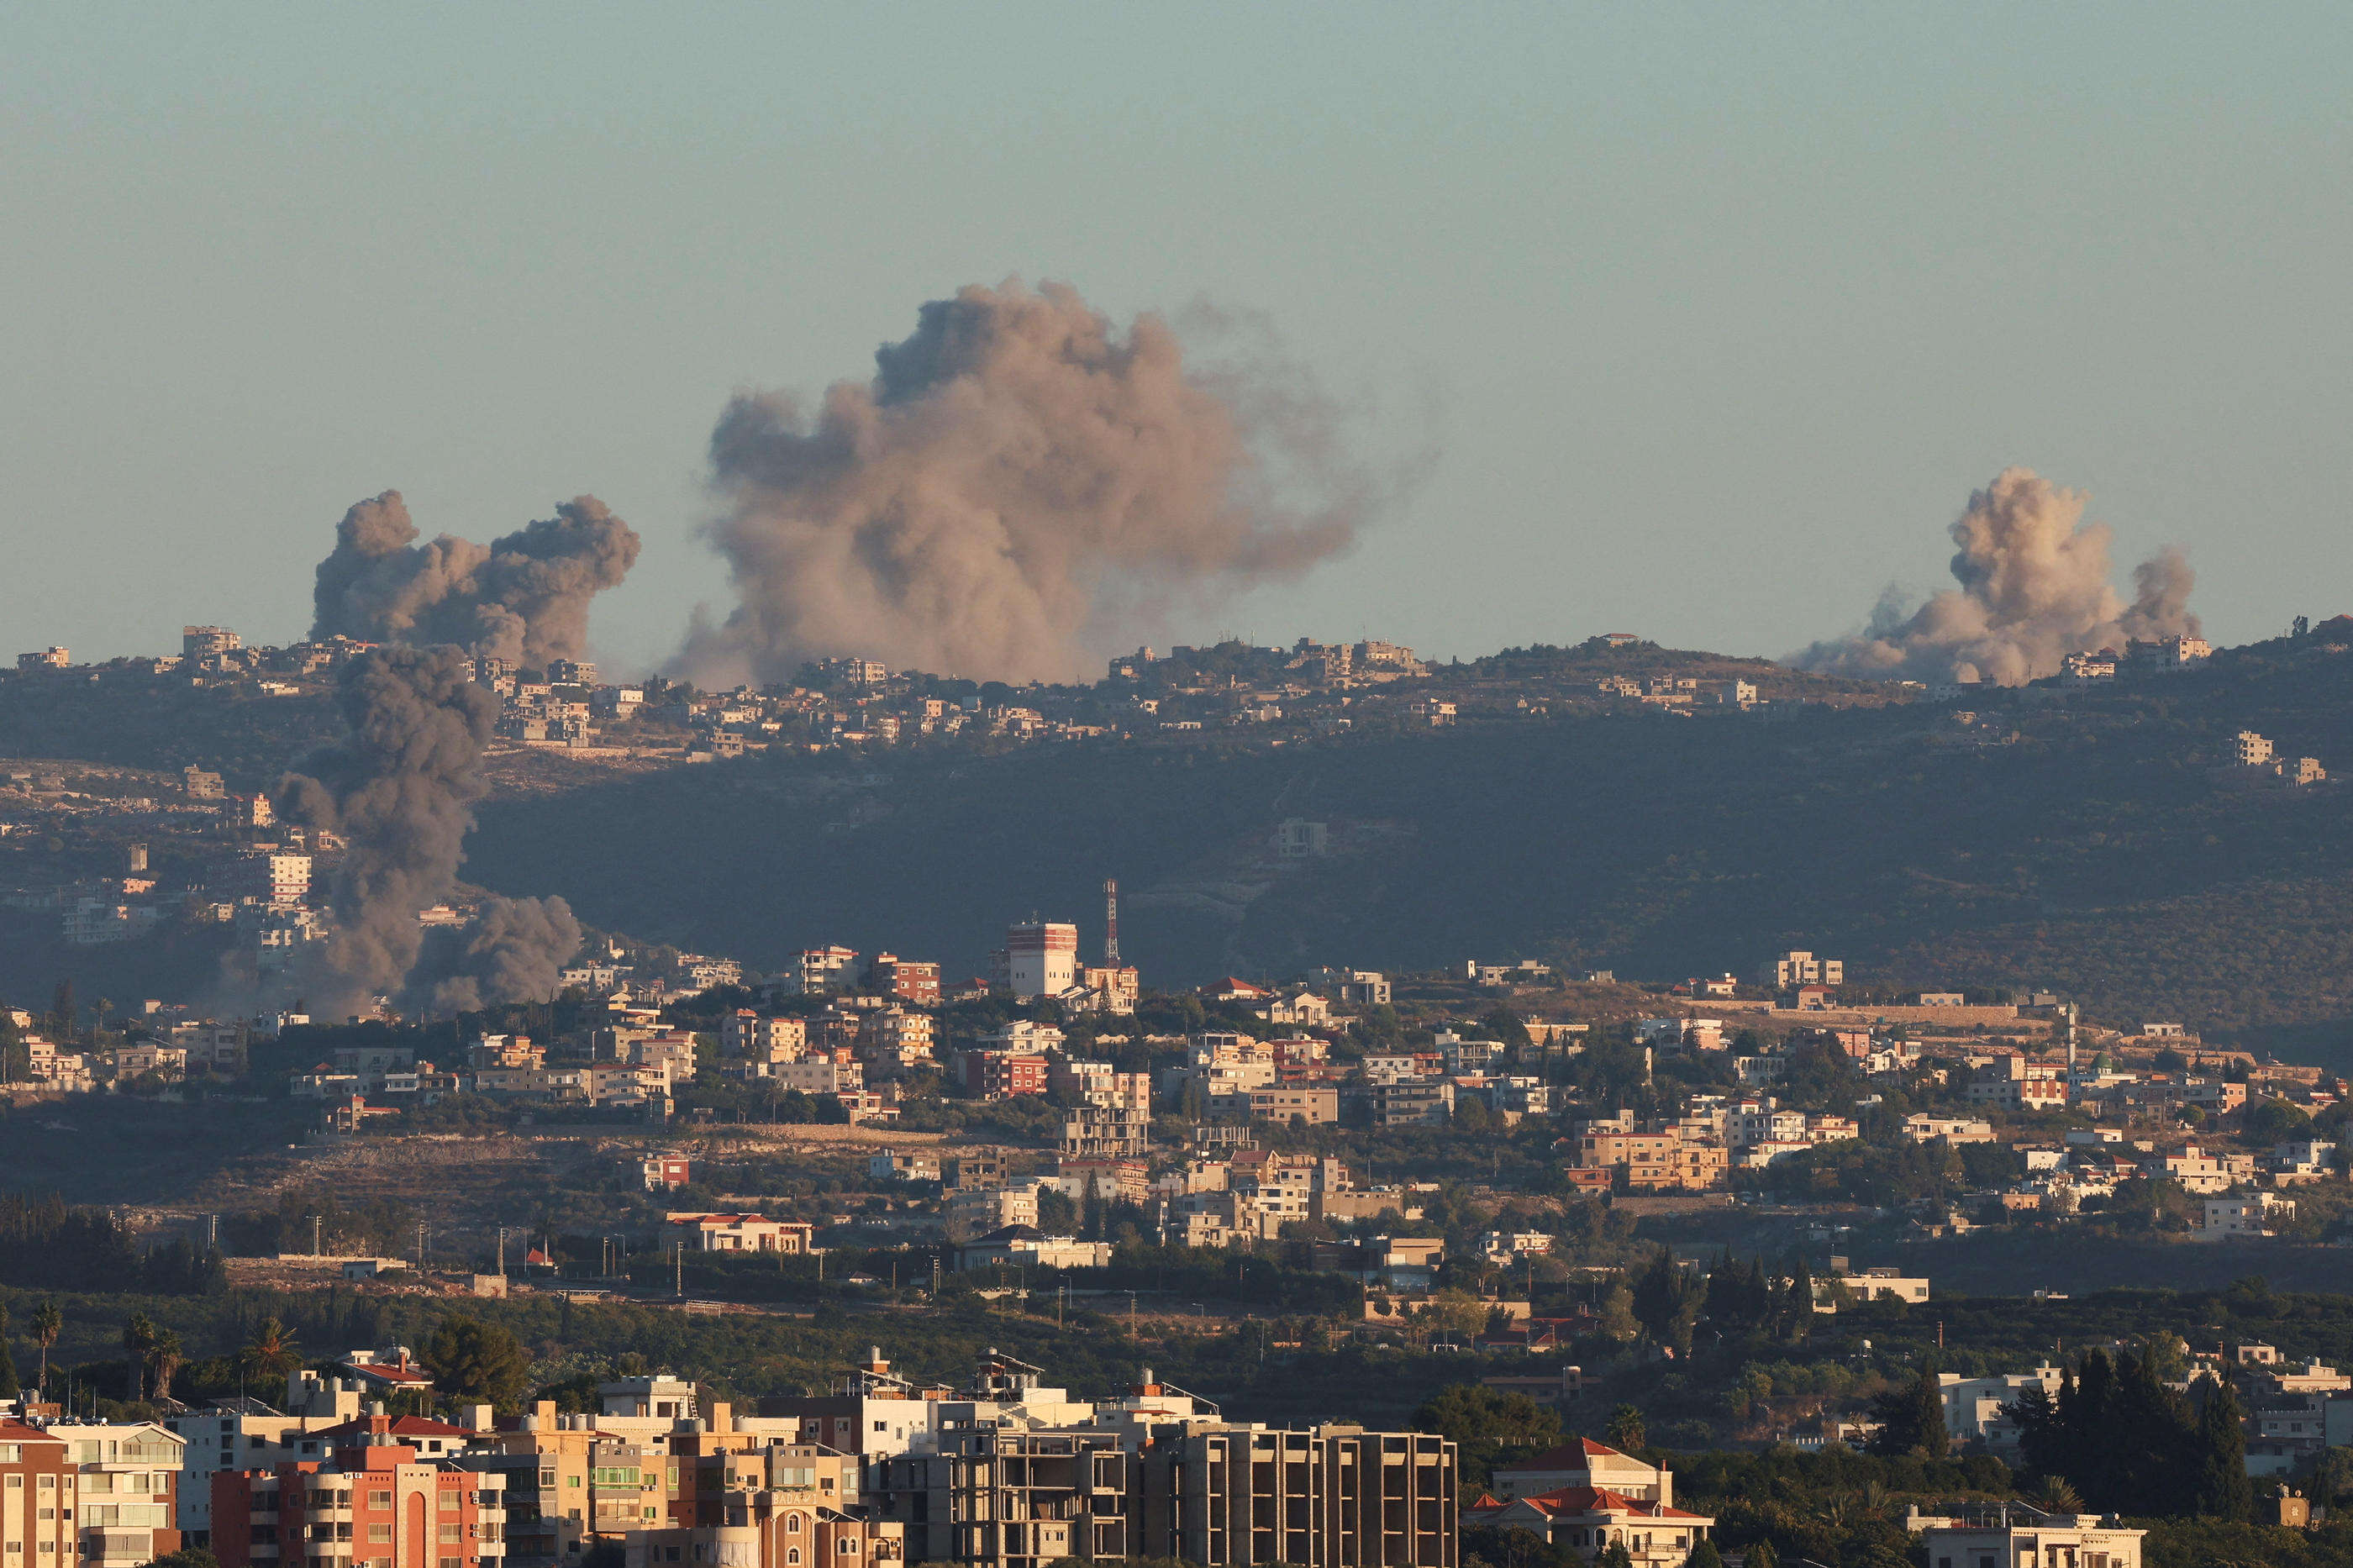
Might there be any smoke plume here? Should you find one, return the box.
[1790,467,2201,686]
[312,491,640,667]
[675,280,1380,687]
[276,647,577,1017]
[408,894,583,1014]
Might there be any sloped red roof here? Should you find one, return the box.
[1501,1437,1629,1470]
[1471,1486,1709,1523]
[313,1415,471,1440]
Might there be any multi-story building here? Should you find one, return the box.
[209,1414,508,1568]
[722,1013,809,1060]
[1766,950,1843,988]
[1966,1055,2068,1111]
[48,1421,184,1568]
[243,852,313,904]
[0,1417,78,1566]
[1003,923,1079,1002]
[957,1050,1047,1101]
[1247,1087,1340,1126]
[1907,1505,2143,1568]
[860,1009,935,1071]
[1371,1081,1453,1128]
[869,955,940,1007]
[791,947,861,996]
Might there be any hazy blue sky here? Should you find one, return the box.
[8,3,2350,676]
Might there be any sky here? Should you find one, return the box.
[7,3,2351,678]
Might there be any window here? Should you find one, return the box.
[440,1492,461,1512]
[441,1558,464,1568]
[439,1526,463,1544]
[368,1526,393,1544]
[786,1554,801,1565]
[786,1517,802,1534]
[371,1492,394,1508]
[840,1543,858,1556]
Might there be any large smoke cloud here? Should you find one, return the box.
[313,491,640,667]
[1791,467,2201,686]
[674,280,1380,687]
[277,647,578,1017]
[408,894,583,1015]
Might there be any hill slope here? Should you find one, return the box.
[466,639,2353,1051]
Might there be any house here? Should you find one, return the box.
[953,1224,1111,1272]
[2205,1192,2296,1238]
[666,1213,818,1254]
[1462,1487,1713,1567]
[1490,1439,1676,1505]
[1906,1505,2144,1568]
[640,1154,692,1191]
[1819,1267,1929,1309]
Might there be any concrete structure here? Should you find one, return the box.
[1907,1506,2143,1568]
[665,1214,818,1254]
[1004,922,1079,1002]
[1767,950,1843,988]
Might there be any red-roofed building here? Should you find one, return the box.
[338,1347,437,1397]
[665,1213,817,1254]
[1491,1439,1672,1504]
[1463,1485,1714,1566]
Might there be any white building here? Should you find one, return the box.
[2205,1192,2297,1238]
[1908,1507,2143,1568]
[1005,920,1079,1000]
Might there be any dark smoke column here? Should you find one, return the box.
[276,646,579,1018]
[676,280,1377,687]
[311,491,640,668]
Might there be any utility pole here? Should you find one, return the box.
[309,1214,322,1258]
[496,1228,506,1277]
[673,1241,683,1300]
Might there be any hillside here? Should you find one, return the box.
[464,636,2353,1053]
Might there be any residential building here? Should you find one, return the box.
[956,1050,1047,1101]
[664,1214,818,1255]
[952,1226,1111,1272]
[209,1415,508,1568]
[1967,1056,2068,1111]
[1246,1086,1339,1126]
[640,1155,692,1192]
[1906,1506,2143,1568]
[1766,950,1844,988]
[1372,1080,1454,1128]
[722,1013,808,1060]
[1819,1268,1930,1308]
[1490,1440,1674,1506]
[0,1418,83,1568]
[50,1420,184,1568]
[870,955,941,1006]
[2205,1192,2296,1238]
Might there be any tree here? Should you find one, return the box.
[1595,1542,1633,1568]
[1415,1384,1561,1491]
[1744,1540,1778,1568]
[1868,1370,1948,1458]
[120,1313,157,1404]
[1036,1188,1079,1233]
[240,1317,302,1385]
[2191,1381,2253,1521]
[29,1302,60,1393]
[0,1305,18,1399]
[147,1328,184,1403]
[1597,1285,1639,1344]
[1603,1403,1646,1453]
[424,1317,530,1409]
[149,1550,220,1568]
[1685,1541,1724,1568]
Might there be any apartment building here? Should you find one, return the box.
[209,1419,508,1568]
[0,1417,78,1568]
[1966,1056,2067,1111]
[721,1013,808,1061]
[1003,923,1079,1001]
[1766,950,1843,988]
[49,1422,184,1568]
[1247,1086,1340,1126]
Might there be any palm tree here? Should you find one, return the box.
[146,1329,184,1406]
[119,1313,157,1404]
[29,1303,61,1394]
[240,1317,302,1386]
[2038,1476,2085,1514]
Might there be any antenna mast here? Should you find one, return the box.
[1103,879,1120,966]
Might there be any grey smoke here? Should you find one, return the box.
[1790,466,2201,686]
[277,646,576,1016]
[408,894,583,1014]
[312,491,640,667]
[675,279,1384,687]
